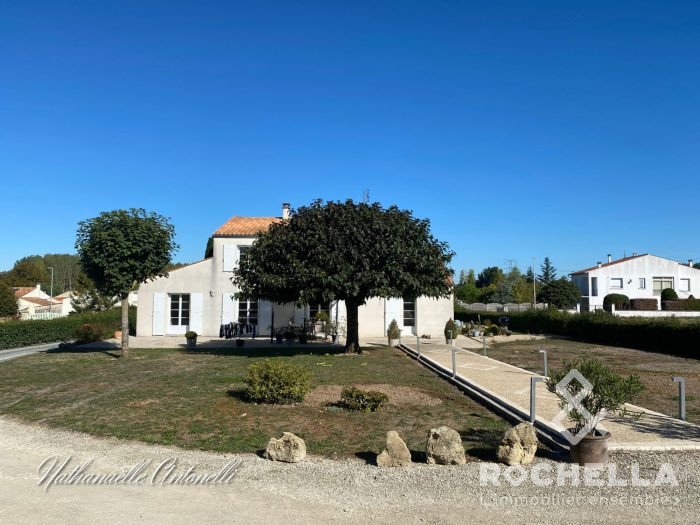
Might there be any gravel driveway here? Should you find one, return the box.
[1,416,698,524]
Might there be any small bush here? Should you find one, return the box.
[444,318,458,340]
[663,299,700,311]
[485,324,500,336]
[340,386,388,412]
[387,319,401,340]
[661,288,678,301]
[185,331,198,339]
[603,294,630,312]
[73,323,109,344]
[630,298,658,311]
[243,360,312,404]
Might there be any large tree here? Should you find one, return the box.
[475,266,504,288]
[0,283,18,318]
[233,199,454,353]
[538,278,581,309]
[76,209,178,356]
[538,257,557,285]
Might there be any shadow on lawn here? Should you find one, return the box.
[182,343,347,359]
[46,344,121,359]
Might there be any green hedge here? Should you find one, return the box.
[0,307,135,350]
[454,308,700,358]
[663,299,700,312]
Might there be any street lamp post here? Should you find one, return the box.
[47,267,54,314]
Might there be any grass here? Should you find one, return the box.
[488,338,700,424]
[0,345,509,459]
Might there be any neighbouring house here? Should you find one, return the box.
[15,285,71,318]
[571,253,700,311]
[137,204,453,339]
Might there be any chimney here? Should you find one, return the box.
[282,202,290,220]
[690,259,694,267]
[36,284,41,291]
[597,261,602,268]
[632,252,637,257]
[607,254,612,263]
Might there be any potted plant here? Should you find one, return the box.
[328,321,341,344]
[546,358,644,466]
[387,319,401,346]
[444,318,457,345]
[316,311,330,339]
[275,329,284,344]
[185,331,197,349]
[235,338,245,347]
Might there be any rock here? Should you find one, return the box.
[263,432,306,463]
[376,431,412,467]
[425,426,466,465]
[497,422,538,465]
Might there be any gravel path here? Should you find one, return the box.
[1,416,698,524]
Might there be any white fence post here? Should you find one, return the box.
[530,377,544,423]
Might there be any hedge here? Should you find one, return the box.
[454,307,700,358]
[663,299,700,312]
[0,307,135,350]
[630,298,658,311]
[603,293,630,311]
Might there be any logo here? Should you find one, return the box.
[550,369,608,445]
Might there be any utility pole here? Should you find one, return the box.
[532,257,536,307]
[47,267,54,313]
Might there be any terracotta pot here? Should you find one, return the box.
[114,330,122,339]
[570,431,610,467]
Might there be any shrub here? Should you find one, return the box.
[340,386,389,412]
[0,284,18,318]
[387,319,401,340]
[185,331,197,339]
[630,298,658,311]
[73,323,109,343]
[0,307,135,349]
[444,318,458,340]
[537,278,582,309]
[661,288,678,301]
[485,324,500,336]
[243,360,312,404]
[603,294,630,312]
[546,358,644,434]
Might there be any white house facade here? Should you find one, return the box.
[136,204,453,339]
[571,253,700,311]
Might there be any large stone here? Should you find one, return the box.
[264,432,307,463]
[425,426,466,465]
[496,422,538,465]
[376,431,412,467]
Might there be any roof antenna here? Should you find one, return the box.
[362,189,370,204]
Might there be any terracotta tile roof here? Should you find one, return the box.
[214,216,282,236]
[19,297,53,306]
[572,254,648,274]
[13,287,34,298]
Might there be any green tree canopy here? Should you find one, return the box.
[538,278,581,309]
[0,283,18,317]
[233,199,454,353]
[76,209,178,354]
[538,257,557,284]
[475,266,504,288]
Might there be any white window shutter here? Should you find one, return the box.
[189,293,203,334]
[222,293,236,324]
[152,292,166,336]
[223,245,238,272]
[258,301,272,334]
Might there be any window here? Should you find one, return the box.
[652,277,674,296]
[681,278,691,292]
[238,298,258,326]
[170,294,190,326]
[238,245,251,259]
[403,298,416,327]
[610,278,623,290]
[591,277,598,297]
[639,278,646,290]
[310,303,330,319]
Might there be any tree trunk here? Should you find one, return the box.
[345,299,361,353]
[121,294,129,358]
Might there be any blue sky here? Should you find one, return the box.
[1,1,698,277]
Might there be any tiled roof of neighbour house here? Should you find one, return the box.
[214,216,282,236]
[13,287,35,298]
[18,297,53,307]
[571,254,649,274]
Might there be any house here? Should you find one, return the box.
[571,254,700,311]
[136,204,453,339]
[14,285,69,318]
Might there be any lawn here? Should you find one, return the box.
[488,338,700,424]
[0,345,509,459]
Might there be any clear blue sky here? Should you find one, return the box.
[1,1,698,276]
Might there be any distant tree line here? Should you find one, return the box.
[454,256,581,309]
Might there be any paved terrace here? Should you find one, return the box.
[395,336,700,452]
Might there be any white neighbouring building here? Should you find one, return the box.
[136,204,454,339]
[571,253,700,312]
